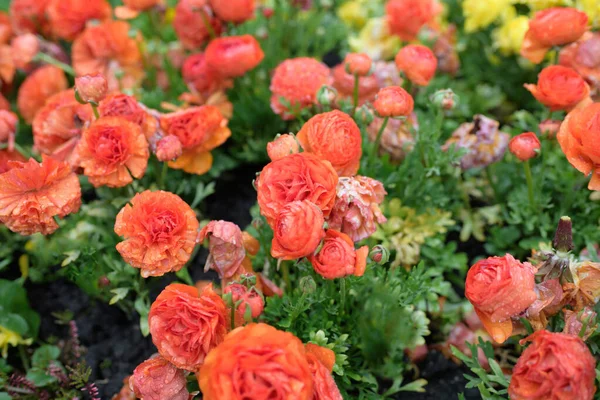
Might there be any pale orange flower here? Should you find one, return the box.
[0,155,81,235]
[72,21,143,91]
[266,134,300,161]
[198,220,246,279]
[129,355,189,400]
[160,106,231,175]
[17,65,68,123]
[32,90,93,164]
[76,116,149,188]
[0,149,26,174]
[115,190,199,277]
[11,34,40,70]
[46,0,111,41]
[75,73,108,104]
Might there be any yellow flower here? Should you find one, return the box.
[493,14,530,55]
[524,0,571,10]
[463,0,514,32]
[349,17,401,61]
[338,0,368,30]
[577,0,600,26]
[0,326,32,358]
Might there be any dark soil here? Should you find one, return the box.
[23,164,479,399]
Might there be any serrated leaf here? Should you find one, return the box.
[109,288,129,305]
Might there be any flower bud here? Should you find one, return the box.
[98,276,111,288]
[369,245,389,264]
[155,135,183,162]
[509,132,541,161]
[299,276,317,294]
[538,119,560,138]
[11,34,39,70]
[316,85,337,107]
[266,133,300,161]
[355,104,374,126]
[224,283,264,320]
[75,73,108,104]
[552,216,573,253]
[344,53,372,76]
[431,89,458,111]
[373,86,414,118]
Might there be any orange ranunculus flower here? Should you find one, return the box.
[331,64,379,106]
[524,65,590,111]
[306,354,343,400]
[174,0,222,50]
[205,35,264,78]
[149,283,228,371]
[266,133,300,161]
[256,152,339,227]
[328,176,387,242]
[123,0,161,11]
[0,155,81,235]
[160,105,231,175]
[115,190,199,277]
[557,103,600,190]
[560,33,600,98]
[223,283,264,327]
[98,93,157,139]
[297,110,362,177]
[271,200,325,260]
[465,254,537,343]
[395,45,438,87]
[0,110,17,151]
[0,93,10,111]
[46,0,111,41]
[182,53,224,96]
[72,21,143,91]
[129,355,189,400]
[208,0,255,23]
[198,323,313,400]
[309,230,368,280]
[76,116,149,188]
[509,132,541,162]
[508,330,596,400]
[0,12,10,45]
[32,90,93,163]
[270,57,333,120]
[75,73,108,104]
[17,65,68,123]
[344,53,372,77]
[198,220,246,279]
[385,0,442,42]
[521,7,589,64]
[9,0,51,36]
[373,86,414,118]
[0,149,26,174]
[305,343,336,372]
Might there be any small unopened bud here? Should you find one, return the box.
[98,276,111,288]
[155,135,183,162]
[509,132,541,162]
[344,53,372,77]
[553,216,574,253]
[430,89,457,111]
[355,104,374,126]
[316,85,337,106]
[12,34,39,70]
[299,276,316,294]
[75,73,108,104]
[369,245,389,264]
[266,133,299,161]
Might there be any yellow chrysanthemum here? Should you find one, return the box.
[493,14,530,55]
[349,17,401,61]
[463,0,514,32]
[577,0,600,26]
[0,326,32,358]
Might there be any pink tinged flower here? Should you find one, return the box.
[223,283,265,320]
[198,220,246,278]
[75,73,108,104]
[446,322,490,370]
[0,110,18,151]
[328,176,387,242]
[156,135,183,162]
[129,355,189,400]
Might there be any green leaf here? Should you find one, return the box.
[26,368,57,387]
[488,359,509,387]
[0,313,29,336]
[31,345,60,369]
[0,393,12,400]
[109,288,130,305]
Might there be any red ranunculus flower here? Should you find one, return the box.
[149,283,228,371]
[174,0,222,49]
[508,330,596,400]
[205,35,264,78]
[309,229,368,279]
[385,0,442,41]
[373,86,414,117]
[465,254,537,343]
[208,0,255,23]
[271,200,325,260]
[509,132,541,162]
[395,45,438,87]
[524,65,590,111]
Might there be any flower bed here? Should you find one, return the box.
[1,0,600,399]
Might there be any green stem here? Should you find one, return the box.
[523,160,535,209]
[485,165,500,203]
[340,278,346,313]
[175,267,193,285]
[230,301,236,330]
[403,79,413,96]
[34,53,75,76]
[370,116,389,169]
[281,261,291,291]
[351,75,359,118]
[201,12,217,40]
[159,162,168,189]
[91,104,100,119]
[19,345,30,371]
